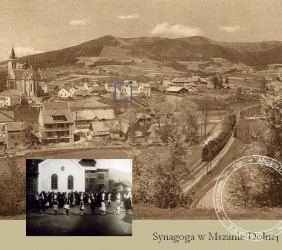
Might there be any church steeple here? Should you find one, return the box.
[8,46,17,71]
[9,47,16,60]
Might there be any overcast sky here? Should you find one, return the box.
[0,0,281,61]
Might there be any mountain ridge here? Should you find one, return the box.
[1,35,282,69]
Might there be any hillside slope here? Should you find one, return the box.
[1,36,282,69]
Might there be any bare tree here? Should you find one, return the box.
[197,95,212,138]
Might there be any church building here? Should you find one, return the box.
[5,47,46,98]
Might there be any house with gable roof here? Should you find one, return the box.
[58,88,74,98]
[90,121,111,140]
[0,110,16,151]
[72,109,116,129]
[0,90,22,106]
[5,121,31,149]
[38,102,74,144]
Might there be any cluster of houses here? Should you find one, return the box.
[162,76,213,94]
[0,100,124,153]
[57,80,151,100]
[110,80,151,98]
[130,114,162,145]
[0,49,153,152]
[57,82,107,99]
[37,101,125,145]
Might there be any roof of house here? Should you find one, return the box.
[191,76,200,81]
[90,121,110,133]
[172,78,190,83]
[42,102,73,124]
[68,98,110,110]
[135,130,143,137]
[74,89,91,96]
[141,83,151,87]
[184,82,197,87]
[135,113,152,120]
[124,80,136,85]
[0,111,15,123]
[92,86,106,92]
[199,78,208,83]
[58,88,72,94]
[6,121,28,132]
[42,110,74,124]
[73,109,116,121]
[43,101,69,110]
[166,86,187,92]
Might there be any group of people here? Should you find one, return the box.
[31,189,132,216]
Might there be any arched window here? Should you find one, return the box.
[51,174,58,190]
[68,175,74,190]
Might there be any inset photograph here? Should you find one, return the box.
[26,159,132,236]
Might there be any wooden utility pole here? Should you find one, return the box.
[204,109,208,137]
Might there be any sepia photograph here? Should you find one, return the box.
[0,0,281,222]
[26,159,132,236]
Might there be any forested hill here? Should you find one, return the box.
[1,35,282,69]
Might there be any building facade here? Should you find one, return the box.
[5,121,30,149]
[26,159,111,194]
[80,159,110,191]
[38,102,74,144]
[0,90,22,106]
[38,159,85,193]
[58,88,73,98]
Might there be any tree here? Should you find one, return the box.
[235,87,244,101]
[260,81,282,206]
[261,81,282,160]
[212,76,219,89]
[227,167,253,208]
[260,77,267,94]
[0,159,25,215]
[227,164,267,208]
[36,84,45,97]
[198,95,212,138]
[178,99,199,144]
[132,136,192,208]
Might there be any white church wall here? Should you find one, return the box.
[38,159,85,193]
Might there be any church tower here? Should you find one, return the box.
[8,47,18,71]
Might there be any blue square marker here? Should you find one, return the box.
[114,81,133,103]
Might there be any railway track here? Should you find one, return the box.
[189,160,207,178]
[187,104,261,207]
[183,160,208,194]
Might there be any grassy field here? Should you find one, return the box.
[1,145,173,172]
